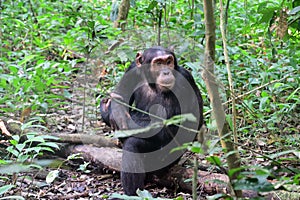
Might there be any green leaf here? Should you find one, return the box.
[63,89,72,98]
[67,153,83,160]
[0,74,15,83]
[28,164,43,170]
[46,170,60,184]
[287,87,300,101]
[18,55,38,66]
[269,150,296,159]
[261,90,269,97]
[6,146,19,157]
[136,189,153,198]
[293,151,300,159]
[15,143,25,152]
[164,113,197,126]
[38,142,60,150]
[206,155,222,167]
[188,142,204,154]
[25,136,45,144]
[12,18,26,27]
[17,154,30,163]
[0,160,7,165]
[259,97,269,110]
[24,147,42,154]
[258,10,276,24]
[0,185,15,195]
[114,122,163,138]
[147,1,158,12]
[289,6,300,15]
[273,82,284,89]
[207,193,230,200]
[11,135,20,143]
[171,143,189,153]
[228,167,245,178]
[40,135,60,141]
[10,139,18,146]
[0,196,25,200]
[110,193,141,200]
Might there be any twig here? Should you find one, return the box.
[219,0,237,143]
[192,157,198,200]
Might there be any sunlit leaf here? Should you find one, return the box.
[136,189,152,198]
[0,185,15,195]
[114,122,163,138]
[46,170,60,184]
[38,142,60,150]
[164,113,197,126]
[289,6,300,15]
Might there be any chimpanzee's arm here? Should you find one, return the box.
[100,62,143,130]
[177,66,204,128]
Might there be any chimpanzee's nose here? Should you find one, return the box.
[163,71,170,75]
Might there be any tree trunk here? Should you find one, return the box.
[202,0,242,197]
[114,0,130,31]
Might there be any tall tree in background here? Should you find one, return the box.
[114,0,130,30]
[202,0,242,197]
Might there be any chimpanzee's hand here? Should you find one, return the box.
[100,98,111,126]
[109,93,130,130]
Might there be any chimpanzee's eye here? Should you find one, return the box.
[167,59,171,65]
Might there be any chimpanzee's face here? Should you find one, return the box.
[136,49,176,92]
[150,54,175,91]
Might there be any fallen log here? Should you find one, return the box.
[47,133,118,147]
[59,144,230,195]
[59,145,122,171]
[0,117,117,148]
[59,144,277,199]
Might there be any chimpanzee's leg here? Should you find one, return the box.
[121,137,147,196]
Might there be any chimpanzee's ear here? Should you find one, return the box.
[135,52,143,67]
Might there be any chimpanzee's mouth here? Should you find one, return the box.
[159,83,174,90]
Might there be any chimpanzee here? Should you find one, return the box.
[100,46,203,196]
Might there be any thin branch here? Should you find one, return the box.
[219,0,237,143]
[224,0,230,34]
[157,7,163,46]
[192,157,198,200]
